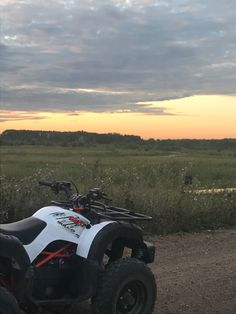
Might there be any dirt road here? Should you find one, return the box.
[152,228,236,314]
[72,229,236,314]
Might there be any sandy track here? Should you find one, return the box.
[69,229,236,314]
[152,228,236,314]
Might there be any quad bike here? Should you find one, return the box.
[0,181,157,314]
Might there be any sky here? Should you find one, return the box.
[0,0,236,139]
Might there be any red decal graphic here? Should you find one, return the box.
[68,216,85,227]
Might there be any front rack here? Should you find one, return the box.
[50,198,152,222]
[90,204,152,221]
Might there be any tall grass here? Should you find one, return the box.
[1,146,236,234]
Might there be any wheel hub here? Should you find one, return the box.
[119,289,136,310]
[117,281,145,314]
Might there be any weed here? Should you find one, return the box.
[1,146,236,233]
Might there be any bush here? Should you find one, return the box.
[1,160,236,234]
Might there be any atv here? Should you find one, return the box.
[0,181,157,314]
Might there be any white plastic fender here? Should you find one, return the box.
[76,220,116,258]
[24,206,89,262]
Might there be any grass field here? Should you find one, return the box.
[1,145,236,234]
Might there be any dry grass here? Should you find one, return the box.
[1,146,236,233]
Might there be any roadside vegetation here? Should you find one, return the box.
[1,143,236,234]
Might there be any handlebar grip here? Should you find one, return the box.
[39,181,53,187]
[103,196,112,201]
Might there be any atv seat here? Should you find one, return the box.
[0,217,46,245]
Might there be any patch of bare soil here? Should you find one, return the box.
[152,228,236,314]
[72,229,236,314]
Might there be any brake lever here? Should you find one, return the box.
[102,195,112,202]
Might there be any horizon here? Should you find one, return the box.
[1,1,236,139]
[1,94,236,139]
[1,128,236,142]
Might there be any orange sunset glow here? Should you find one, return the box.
[1,0,236,139]
[1,95,235,139]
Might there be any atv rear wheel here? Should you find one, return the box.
[92,257,156,314]
[0,286,21,314]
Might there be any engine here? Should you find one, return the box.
[32,241,75,300]
[33,258,73,300]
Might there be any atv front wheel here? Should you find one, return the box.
[92,257,156,314]
[0,286,21,314]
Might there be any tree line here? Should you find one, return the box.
[1,129,236,151]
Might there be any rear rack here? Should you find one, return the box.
[90,204,152,221]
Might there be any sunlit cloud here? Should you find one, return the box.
[56,87,131,95]
[0,110,47,122]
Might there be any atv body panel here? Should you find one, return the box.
[23,206,115,262]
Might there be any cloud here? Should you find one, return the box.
[0,110,47,122]
[1,0,236,114]
[66,112,80,116]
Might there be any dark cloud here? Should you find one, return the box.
[1,0,236,114]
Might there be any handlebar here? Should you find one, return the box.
[39,181,109,208]
[87,188,111,202]
[38,180,152,221]
[39,180,72,200]
[39,181,53,187]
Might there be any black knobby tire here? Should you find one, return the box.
[0,286,21,314]
[92,257,157,314]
